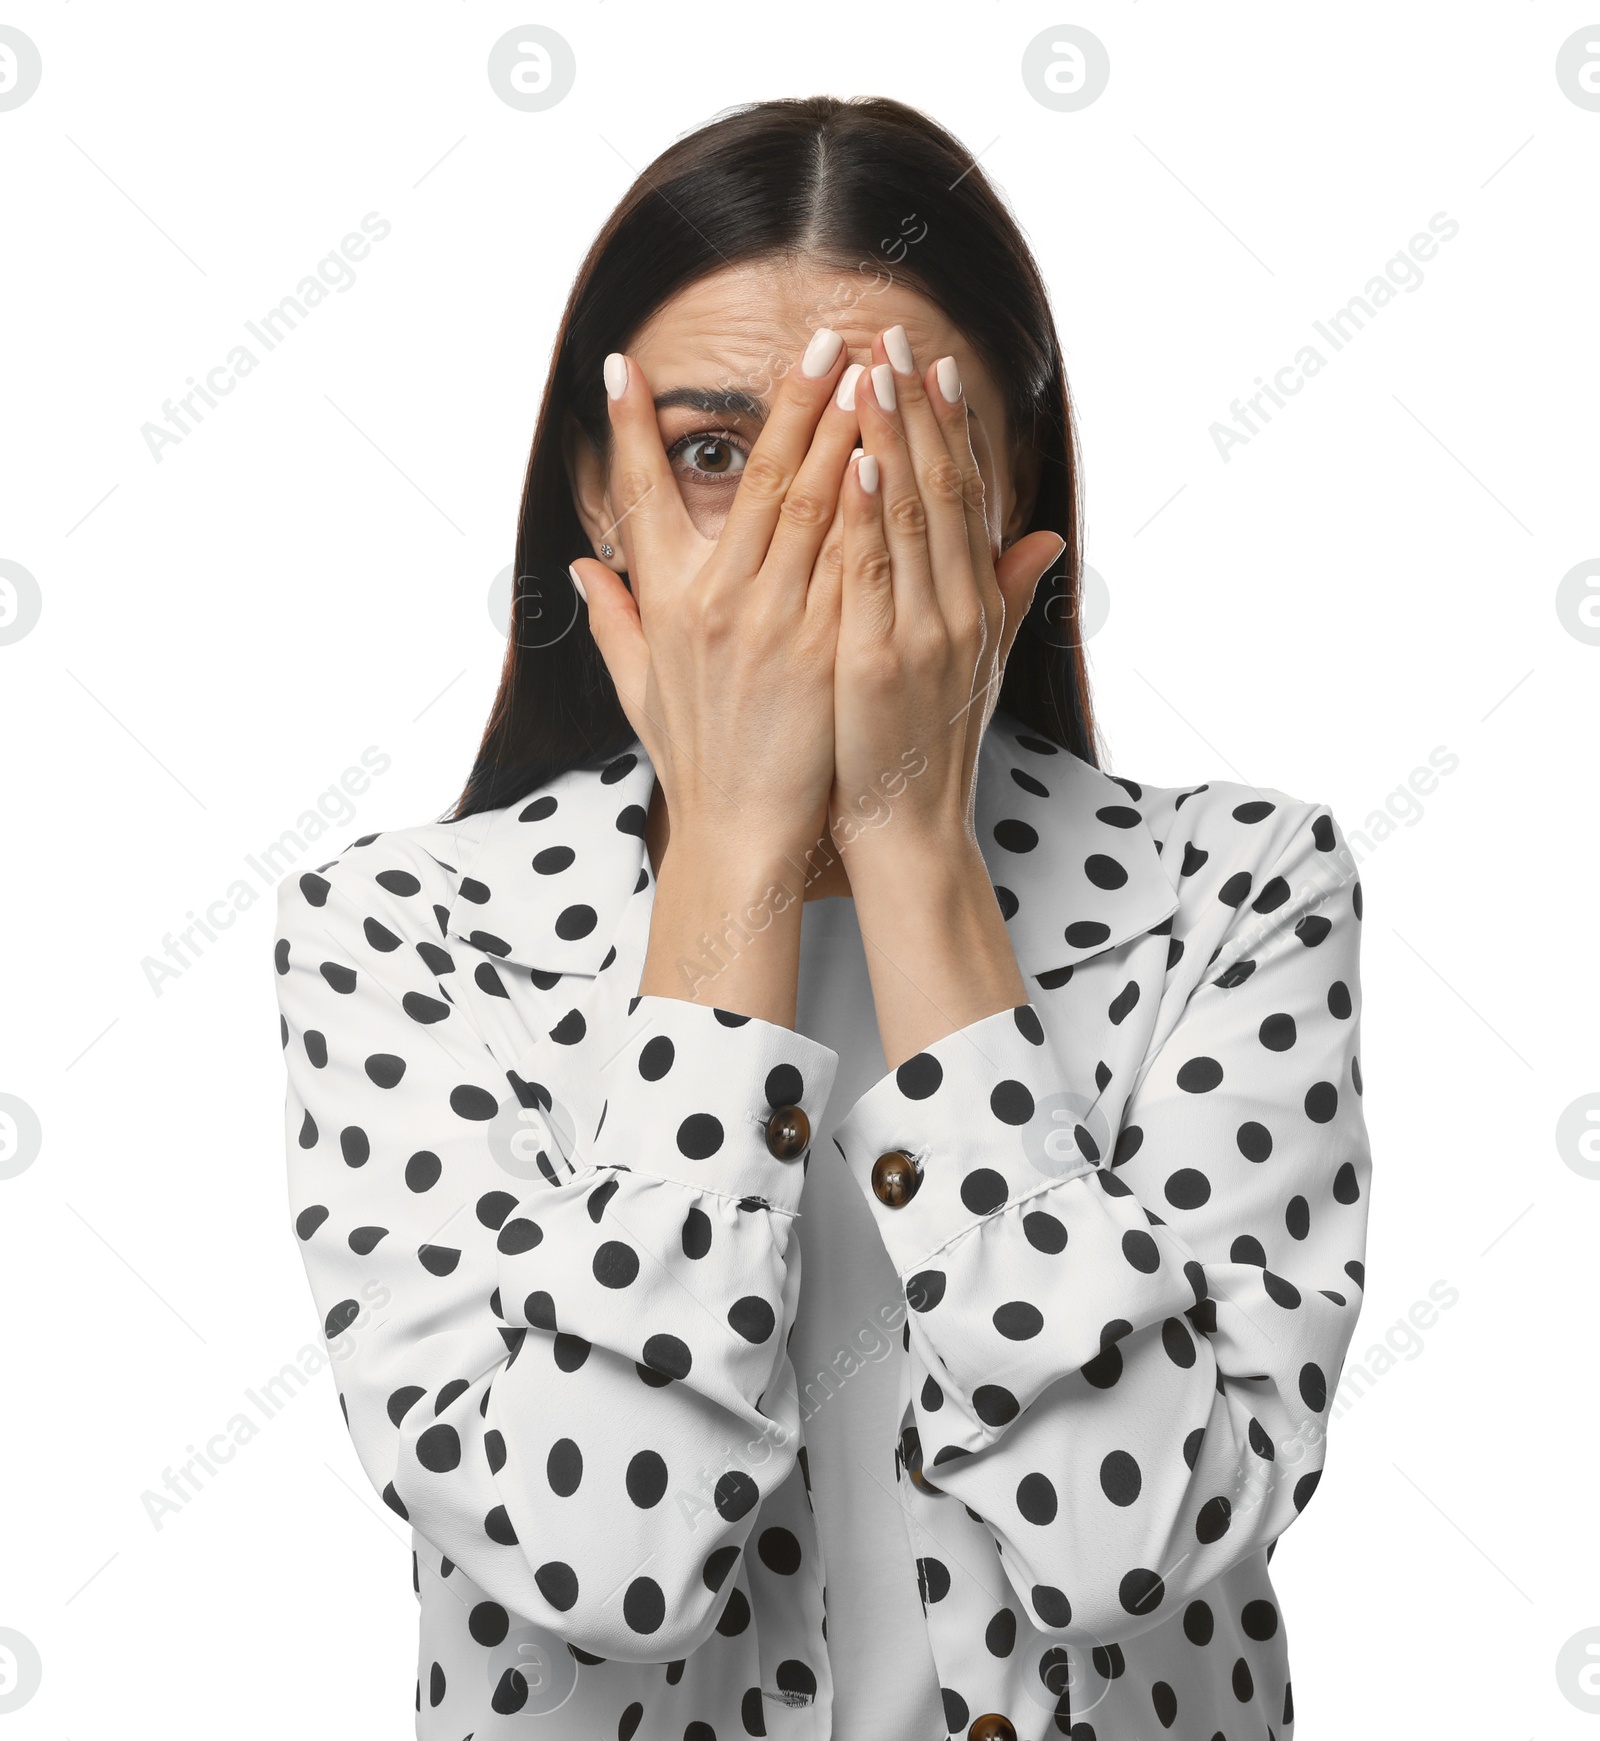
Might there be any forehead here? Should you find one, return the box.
[628,258,1001,414]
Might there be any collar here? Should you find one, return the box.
[440,711,1178,986]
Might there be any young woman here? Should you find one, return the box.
[274,96,1370,1741]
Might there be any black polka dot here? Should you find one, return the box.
[682,1207,712,1259]
[450,1084,498,1121]
[1023,1211,1067,1254]
[907,1270,946,1312]
[623,1576,665,1634]
[1164,1168,1211,1209]
[1242,1597,1279,1640]
[715,1470,759,1521]
[642,1333,691,1380]
[1016,1472,1057,1523]
[991,1080,1034,1124]
[1032,1585,1072,1627]
[1259,1013,1297,1052]
[728,1295,776,1343]
[758,1527,802,1575]
[627,1450,669,1508]
[960,1168,1008,1214]
[765,1063,804,1107]
[993,1301,1044,1340]
[973,1384,1019,1426]
[534,1561,577,1609]
[638,1035,674,1080]
[469,1600,509,1646]
[546,1438,582,1496]
[896,1053,943,1099]
[1177,1056,1224,1093]
[416,1427,459,1469]
[593,1240,640,1288]
[677,1114,724,1160]
[1085,853,1128,889]
[1120,1568,1165,1616]
[1101,1450,1142,1506]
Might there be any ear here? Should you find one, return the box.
[564,413,622,570]
[1000,429,1041,550]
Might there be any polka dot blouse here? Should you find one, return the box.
[272,709,1371,1740]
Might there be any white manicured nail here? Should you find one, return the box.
[857,453,879,494]
[835,363,865,410]
[850,445,864,459]
[603,353,628,400]
[801,327,844,378]
[936,355,963,403]
[884,325,914,375]
[871,363,897,411]
[568,563,588,603]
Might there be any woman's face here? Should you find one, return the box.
[570,258,1033,562]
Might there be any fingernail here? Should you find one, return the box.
[884,325,914,375]
[936,355,963,403]
[802,327,844,378]
[568,563,588,603]
[870,363,897,411]
[850,445,864,459]
[603,353,628,400]
[858,453,880,494]
[835,363,865,410]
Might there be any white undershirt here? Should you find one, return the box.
[789,893,946,1740]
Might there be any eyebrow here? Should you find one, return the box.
[651,383,982,425]
[652,387,769,420]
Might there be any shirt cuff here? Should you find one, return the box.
[832,1001,1097,1272]
[586,994,840,1218]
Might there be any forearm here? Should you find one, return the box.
[639,835,809,1027]
[846,833,1026,1068]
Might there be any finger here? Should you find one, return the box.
[601,352,694,611]
[856,352,936,617]
[881,324,977,619]
[923,352,996,608]
[804,451,851,629]
[993,531,1068,668]
[839,447,893,640]
[568,556,648,713]
[713,326,851,582]
[762,353,867,603]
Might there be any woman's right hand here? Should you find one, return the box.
[570,332,860,867]
[569,332,862,1019]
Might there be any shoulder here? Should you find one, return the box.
[272,807,501,947]
[1131,774,1359,920]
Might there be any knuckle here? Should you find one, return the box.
[778,487,830,530]
[886,491,928,538]
[923,460,966,506]
[855,547,895,590]
[614,468,657,513]
[738,452,790,502]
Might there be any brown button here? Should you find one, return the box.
[764,1104,810,1161]
[871,1149,920,1207]
[968,1716,1017,1741]
[900,1425,943,1497]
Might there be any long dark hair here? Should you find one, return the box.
[450,95,1096,821]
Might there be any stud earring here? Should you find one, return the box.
[599,542,614,559]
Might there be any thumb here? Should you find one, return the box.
[995,531,1069,663]
[568,557,648,707]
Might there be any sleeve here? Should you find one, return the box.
[273,846,838,1661]
[830,805,1370,1645]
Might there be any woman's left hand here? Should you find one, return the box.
[825,325,1066,1065]
[828,325,1065,865]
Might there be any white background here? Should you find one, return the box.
[3,3,1597,1735]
